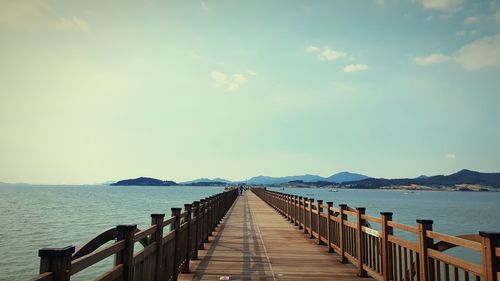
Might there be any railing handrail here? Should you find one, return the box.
[252,188,500,281]
[30,188,239,281]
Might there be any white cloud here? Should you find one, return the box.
[455,30,477,37]
[413,53,451,65]
[414,35,500,70]
[343,64,370,73]
[454,35,500,70]
[305,46,347,62]
[446,153,456,159]
[417,0,463,12]
[319,48,347,61]
[305,45,321,53]
[0,0,89,31]
[211,71,249,92]
[200,2,210,11]
[464,16,480,24]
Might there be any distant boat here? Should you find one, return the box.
[328,188,338,192]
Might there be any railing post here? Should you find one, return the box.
[317,200,325,245]
[115,224,137,281]
[294,196,299,226]
[326,202,334,253]
[182,204,192,273]
[298,196,304,229]
[199,199,207,247]
[356,207,367,277]
[38,246,75,281]
[192,201,200,259]
[417,219,434,281]
[309,198,315,239]
[171,208,181,281]
[303,197,308,234]
[151,214,165,281]
[480,231,500,281]
[339,204,348,263]
[380,212,393,281]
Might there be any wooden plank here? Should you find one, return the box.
[387,221,418,234]
[427,248,483,276]
[180,192,374,281]
[95,264,123,281]
[133,225,157,242]
[426,231,482,252]
[362,226,381,237]
[71,240,125,275]
[29,272,53,281]
[387,235,419,252]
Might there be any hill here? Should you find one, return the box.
[111,177,177,186]
[343,169,500,188]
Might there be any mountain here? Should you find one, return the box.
[343,169,500,188]
[326,172,368,183]
[247,174,325,185]
[180,178,233,185]
[111,177,177,186]
[247,172,368,185]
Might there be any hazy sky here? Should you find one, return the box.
[1,0,500,184]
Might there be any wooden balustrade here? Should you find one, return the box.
[252,188,500,281]
[30,188,239,281]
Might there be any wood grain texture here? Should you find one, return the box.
[179,192,370,281]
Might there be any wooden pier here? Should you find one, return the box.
[179,190,368,280]
[30,188,500,281]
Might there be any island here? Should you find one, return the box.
[110,177,177,186]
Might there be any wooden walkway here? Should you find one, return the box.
[180,191,371,281]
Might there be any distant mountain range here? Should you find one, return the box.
[343,169,500,188]
[111,172,369,186]
[109,169,500,189]
[246,172,368,185]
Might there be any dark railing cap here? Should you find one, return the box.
[356,207,366,212]
[184,203,192,208]
[326,201,333,205]
[416,219,433,224]
[380,212,393,216]
[39,246,75,257]
[317,199,323,203]
[171,207,182,212]
[117,224,137,231]
[339,204,348,207]
[151,213,165,218]
[193,201,200,205]
[479,231,500,238]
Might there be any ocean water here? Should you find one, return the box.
[0,184,224,281]
[268,187,500,265]
[0,184,499,280]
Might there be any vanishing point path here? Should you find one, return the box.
[179,191,371,281]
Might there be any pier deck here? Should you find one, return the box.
[180,191,370,281]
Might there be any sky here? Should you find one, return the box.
[1,0,500,184]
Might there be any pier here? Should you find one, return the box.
[30,188,500,281]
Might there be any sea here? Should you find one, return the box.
[0,184,499,280]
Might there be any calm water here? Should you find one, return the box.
[1,185,499,280]
[0,184,224,281]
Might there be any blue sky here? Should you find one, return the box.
[1,0,499,184]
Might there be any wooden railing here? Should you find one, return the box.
[252,188,500,281]
[30,188,239,281]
